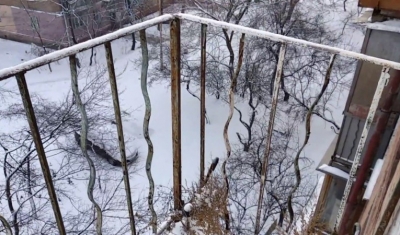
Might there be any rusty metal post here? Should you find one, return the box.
[15,73,66,235]
[170,18,182,210]
[338,68,400,234]
[200,24,207,187]
[104,42,137,234]
[335,67,391,232]
[254,43,287,235]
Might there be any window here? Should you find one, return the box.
[71,16,84,29]
[30,16,40,30]
[94,12,102,23]
[131,0,144,5]
[319,177,346,232]
[109,12,116,21]
[74,0,88,8]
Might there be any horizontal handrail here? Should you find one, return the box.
[2,13,400,81]
[175,13,400,70]
[0,14,174,80]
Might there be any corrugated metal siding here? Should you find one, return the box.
[335,114,394,168]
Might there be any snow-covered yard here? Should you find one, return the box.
[0,0,366,234]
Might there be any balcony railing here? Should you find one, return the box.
[1,13,400,235]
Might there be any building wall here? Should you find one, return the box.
[133,0,177,18]
[316,27,400,234]
[0,0,62,12]
[67,0,126,43]
[0,5,67,48]
[333,28,400,169]
[0,0,177,48]
[346,29,400,119]
[0,5,17,33]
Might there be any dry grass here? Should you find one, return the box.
[273,203,330,235]
[185,175,227,235]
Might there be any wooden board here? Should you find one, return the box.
[359,0,400,12]
[358,118,400,234]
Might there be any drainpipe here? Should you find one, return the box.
[338,70,400,234]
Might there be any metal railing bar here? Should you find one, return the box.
[0,214,12,235]
[175,13,400,70]
[69,54,103,234]
[15,73,66,235]
[170,18,183,210]
[334,67,391,231]
[200,23,207,187]
[104,42,137,234]
[3,13,400,81]
[0,14,174,80]
[254,43,287,235]
[221,32,246,232]
[139,29,158,233]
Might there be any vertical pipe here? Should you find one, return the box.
[335,67,391,232]
[170,18,182,210]
[200,24,207,187]
[254,43,287,235]
[15,73,66,235]
[338,68,400,234]
[104,42,137,234]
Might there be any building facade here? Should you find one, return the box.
[0,0,175,49]
[314,1,400,234]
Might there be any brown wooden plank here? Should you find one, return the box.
[358,117,400,234]
[380,0,400,12]
[359,0,400,12]
[359,0,380,8]
[384,198,400,234]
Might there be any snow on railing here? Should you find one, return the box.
[1,13,400,235]
[0,14,174,80]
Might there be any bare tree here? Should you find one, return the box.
[19,0,53,72]
[0,62,139,234]
[140,0,355,234]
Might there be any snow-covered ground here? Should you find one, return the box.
[0,0,366,234]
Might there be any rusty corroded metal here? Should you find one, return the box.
[200,23,207,187]
[254,43,287,235]
[16,73,66,235]
[104,42,137,234]
[170,18,182,210]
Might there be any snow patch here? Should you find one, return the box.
[363,159,383,200]
[184,203,193,213]
[317,164,349,180]
[367,20,400,34]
